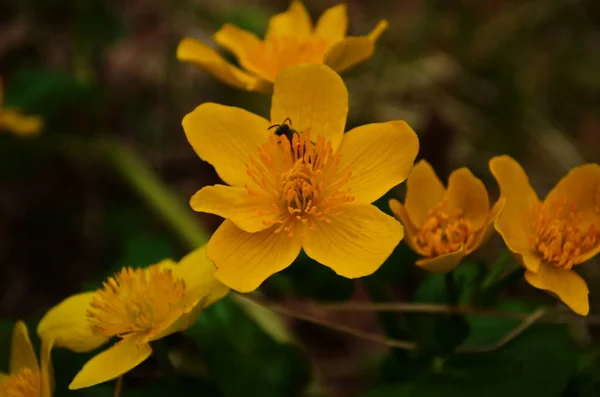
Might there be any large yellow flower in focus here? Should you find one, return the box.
[183,63,419,292]
[389,160,502,274]
[490,155,600,316]
[0,79,43,137]
[37,246,229,390]
[0,321,53,397]
[177,0,387,93]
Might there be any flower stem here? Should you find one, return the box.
[445,272,459,305]
[113,376,123,397]
[151,339,177,378]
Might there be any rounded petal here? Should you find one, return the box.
[208,220,302,292]
[416,249,466,274]
[389,198,426,255]
[525,264,589,316]
[190,185,274,233]
[40,339,54,397]
[315,4,347,42]
[468,198,505,254]
[182,103,271,187]
[0,110,43,137]
[444,167,490,231]
[489,155,540,264]
[405,160,446,228]
[271,64,348,152]
[301,204,404,278]
[176,38,267,92]
[337,121,419,204]
[266,0,312,41]
[37,292,109,353]
[213,24,262,73]
[69,340,152,390]
[10,321,38,374]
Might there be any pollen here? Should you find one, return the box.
[415,204,475,257]
[0,368,40,397]
[87,266,187,339]
[531,202,598,270]
[246,131,354,237]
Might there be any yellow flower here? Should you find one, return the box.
[490,155,600,316]
[0,79,43,137]
[389,160,503,274]
[0,321,53,397]
[37,246,229,389]
[177,0,387,93]
[183,63,419,292]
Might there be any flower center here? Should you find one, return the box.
[87,266,187,339]
[0,368,39,397]
[531,203,598,270]
[246,131,354,237]
[415,205,475,256]
[246,37,330,81]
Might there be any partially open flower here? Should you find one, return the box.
[0,78,43,137]
[183,63,419,292]
[490,155,600,316]
[37,246,229,389]
[0,321,53,397]
[389,160,502,274]
[177,0,387,93]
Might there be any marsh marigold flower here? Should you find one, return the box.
[0,79,43,137]
[183,63,419,292]
[490,155,600,316]
[177,0,387,93]
[37,246,229,389]
[0,321,53,397]
[389,160,503,274]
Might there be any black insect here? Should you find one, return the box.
[268,118,297,143]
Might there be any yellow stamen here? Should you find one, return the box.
[246,37,329,81]
[246,131,354,237]
[0,368,39,397]
[415,204,474,257]
[531,202,597,270]
[87,266,187,339]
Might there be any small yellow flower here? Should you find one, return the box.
[389,160,503,274]
[37,246,229,389]
[0,321,53,397]
[490,155,600,316]
[0,79,43,137]
[177,0,387,93]
[183,63,419,292]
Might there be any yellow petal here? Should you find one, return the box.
[190,185,273,233]
[208,220,302,292]
[37,292,109,353]
[315,4,347,42]
[416,248,466,274]
[489,155,541,271]
[69,339,152,390]
[525,264,589,316]
[176,38,267,92]
[405,160,446,228]
[266,0,312,41]
[337,121,419,204]
[0,372,8,382]
[148,297,206,342]
[301,204,404,278]
[213,23,262,74]
[10,321,38,374]
[389,198,426,255]
[40,338,54,397]
[443,167,490,231]
[271,64,348,152]
[468,198,505,254]
[182,102,271,187]
[0,109,43,137]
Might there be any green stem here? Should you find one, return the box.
[445,272,459,305]
[113,376,123,397]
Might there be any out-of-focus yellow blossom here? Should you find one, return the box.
[0,321,53,397]
[389,160,503,274]
[490,155,600,316]
[0,79,43,137]
[37,246,229,389]
[177,0,388,93]
[183,63,419,292]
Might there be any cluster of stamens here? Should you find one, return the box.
[87,266,187,339]
[531,202,598,270]
[246,131,354,237]
[0,368,39,397]
[415,204,475,257]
